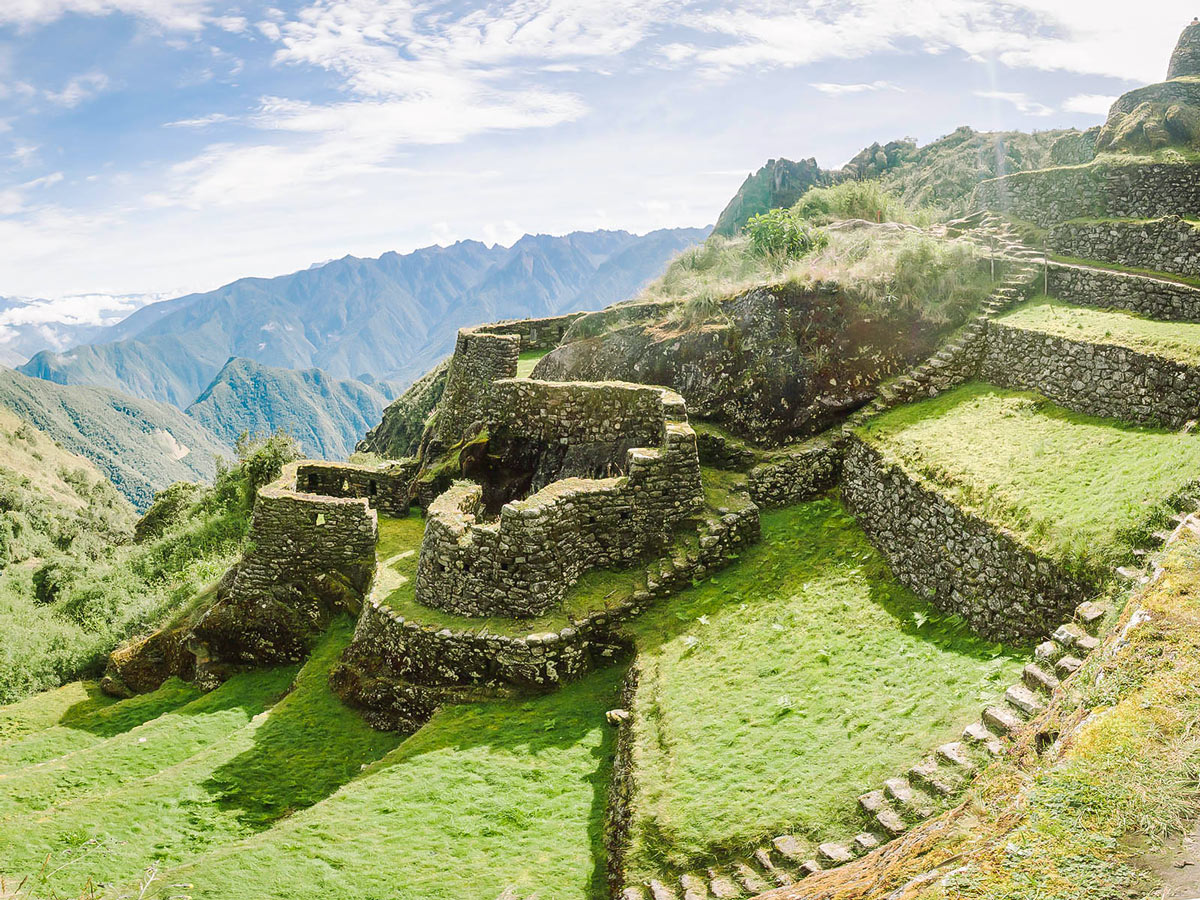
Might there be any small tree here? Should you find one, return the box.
[744,209,828,262]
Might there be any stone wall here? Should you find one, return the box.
[981,321,1200,428]
[841,437,1089,643]
[975,164,1200,227]
[473,312,586,351]
[295,460,418,517]
[490,378,679,449]
[746,439,843,508]
[336,500,758,728]
[433,329,520,445]
[1047,262,1200,321]
[416,421,704,618]
[1048,216,1200,278]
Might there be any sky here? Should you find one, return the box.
[0,0,1193,308]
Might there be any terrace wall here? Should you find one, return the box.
[975,164,1200,227]
[981,321,1200,428]
[1047,262,1200,321]
[841,437,1089,643]
[473,311,587,351]
[1048,216,1200,278]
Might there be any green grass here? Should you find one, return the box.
[0,618,401,897]
[996,297,1200,365]
[516,349,550,378]
[143,666,622,900]
[621,498,1025,879]
[859,383,1200,571]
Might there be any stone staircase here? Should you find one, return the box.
[844,215,1042,427]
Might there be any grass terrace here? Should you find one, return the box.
[621,498,1026,881]
[516,349,550,378]
[996,297,1200,365]
[858,384,1200,573]
[1051,254,1200,290]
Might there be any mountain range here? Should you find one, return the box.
[20,228,708,408]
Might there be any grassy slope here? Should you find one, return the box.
[622,499,1025,879]
[517,349,550,378]
[859,384,1200,570]
[782,527,1200,900]
[0,619,401,897]
[156,666,621,900]
[996,297,1200,364]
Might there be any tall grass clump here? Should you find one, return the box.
[0,432,299,702]
[793,180,937,225]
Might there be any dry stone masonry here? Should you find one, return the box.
[417,391,702,618]
[295,460,418,517]
[1048,216,1200,279]
[1047,261,1200,321]
[982,321,1200,428]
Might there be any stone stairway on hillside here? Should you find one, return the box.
[845,215,1042,425]
[618,596,1111,900]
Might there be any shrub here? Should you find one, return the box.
[793,180,929,225]
[743,209,828,261]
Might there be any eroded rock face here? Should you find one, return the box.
[1168,23,1200,80]
[532,283,965,445]
[1096,80,1200,155]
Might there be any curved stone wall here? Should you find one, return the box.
[416,419,703,618]
[1047,262,1200,321]
[982,321,1200,428]
[842,437,1089,643]
[1048,216,1200,278]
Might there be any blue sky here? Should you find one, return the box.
[0,0,1191,303]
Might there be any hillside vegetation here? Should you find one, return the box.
[0,432,296,703]
[0,365,230,507]
[187,357,400,461]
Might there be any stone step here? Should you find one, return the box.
[1076,601,1107,630]
[858,790,888,817]
[885,777,935,818]
[753,848,792,886]
[1034,639,1063,664]
[798,861,823,877]
[706,871,741,898]
[1005,683,1047,719]
[679,874,708,900]
[622,889,648,900]
[648,880,678,900]
[817,842,855,865]
[875,806,908,837]
[962,721,1004,756]
[853,832,881,854]
[1055,655,1084,679]
[1022,662,1060,695]
[732,861,769,893]
[772,834,806,864]
[936,741,975,770]
[909,757,957,796]
[1052,623,1100,654]
[983,704,1024,735]
[1117,565,1150,584]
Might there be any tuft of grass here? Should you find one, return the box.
[859,384,1200,574]
[997,297,1200,365]
[621,498,1025,880]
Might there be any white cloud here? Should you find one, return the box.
[0,0,212,29]
[45,71,109,107]
[976,89,1054,116]
[811,80,904,95]
[1062,93,1117,115]
[165,112,236,128]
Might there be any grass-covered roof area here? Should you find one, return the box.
[621,499,1025,882]
[857,383,1200,571]
[997,297,1200,365]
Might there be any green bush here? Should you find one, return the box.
[743,209,828,261]
[793,180,926,225]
